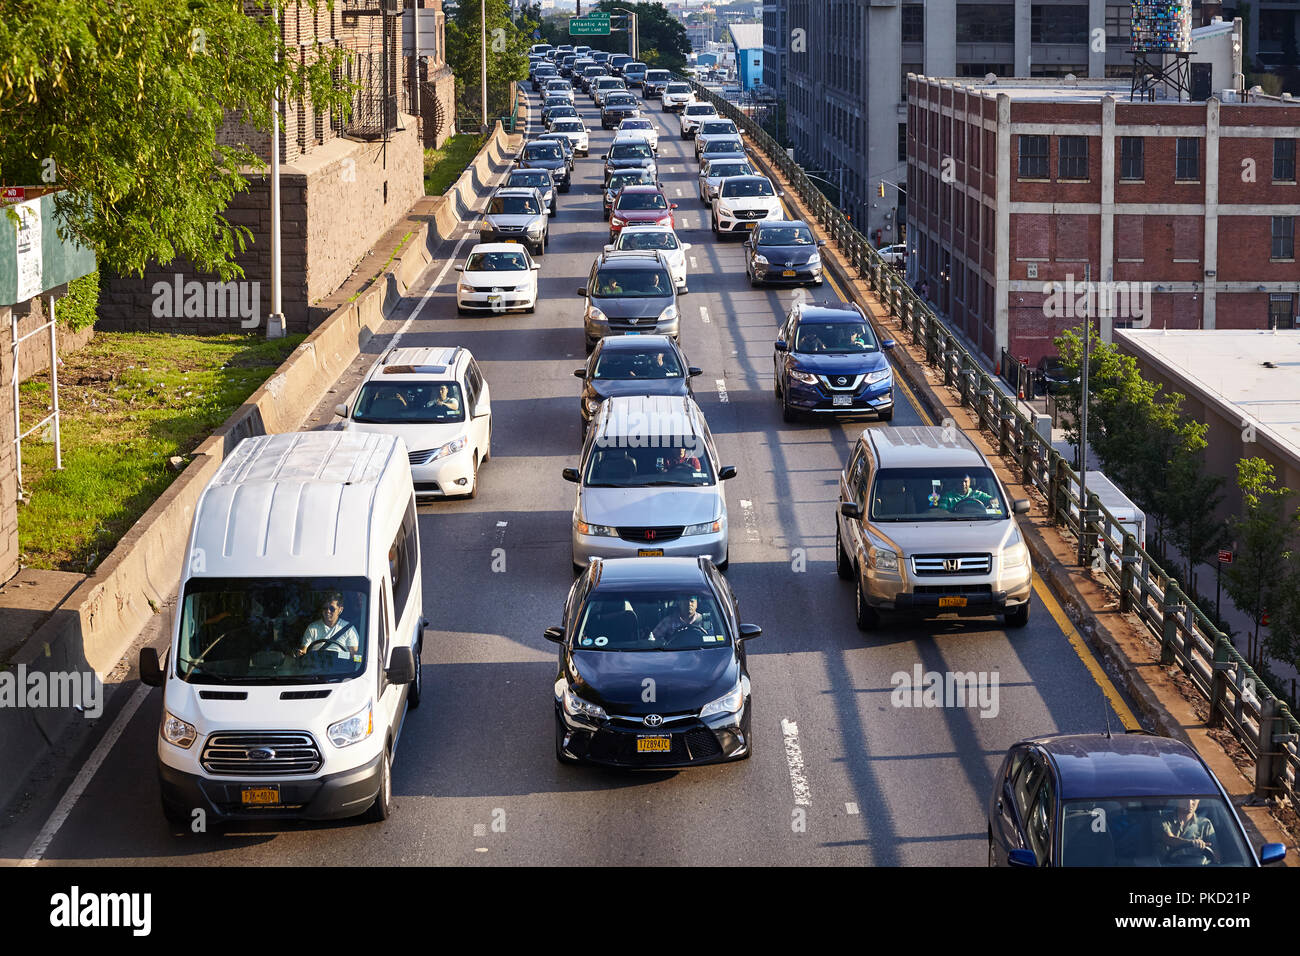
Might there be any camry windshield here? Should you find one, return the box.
[584,442,714,486]
[868,467,1007,520]
[795,320,877,353]
[758,226,815,246]
[574,590,730,651]
[722,179,772,197]
[611,143,653,160]
[177,577,369,684]
[465,251,528,271]
[618,232,679,251]
[1059,797,1253,867]
[489,196,541,216]
[592,267,673,298]
[593,347,683,379]
[524,144,563,161]
[352,381,465,424]
[617,192,669,211]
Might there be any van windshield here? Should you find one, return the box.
[176,577,369,684]
[869,467,1007,520]
[585,442,714,486]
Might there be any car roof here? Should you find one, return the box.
[758,219,809,230]
[366,346,469,382]
[494,186,540,198]
[619,184,663,194]
[467,242,532,255]
[596,252,670,270]
[720,175,770,185]
[597,333,676,351]
[795,303,863,323]
[589,556,715,590]
[1027,733,1223,799]
[862,425,982,468]
[594,395,704,441]
[619,224,675,233]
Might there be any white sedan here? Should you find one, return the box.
[455,243,540,315]
[616,117,659,152]
[604,225,692,293]
[549,119,590,157]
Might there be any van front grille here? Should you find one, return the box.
[201,732,322,776]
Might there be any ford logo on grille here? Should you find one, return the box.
[248,747,276,760]
[643,714,664,727]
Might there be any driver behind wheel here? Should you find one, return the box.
[933,474,993,511]
[1158,797,1218,864]
[658,446,701,472]
[649,595,702,643]
[297,591,361,659]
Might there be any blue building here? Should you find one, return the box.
[728,24,764,91]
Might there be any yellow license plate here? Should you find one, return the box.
[638,549,664,557]
[938,596,968,608]
[636,736,671,753]
[240,787,281,806]
[782,270,797,277]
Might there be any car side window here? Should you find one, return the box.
[1026,774,1055,864]
[1013,753,1045,823]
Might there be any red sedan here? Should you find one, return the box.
[608,185,677,240]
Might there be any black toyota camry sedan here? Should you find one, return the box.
[548,556,759,768]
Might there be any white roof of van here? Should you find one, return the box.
[193,432,401,578]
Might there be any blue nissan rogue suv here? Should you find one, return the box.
[773,302,895,423]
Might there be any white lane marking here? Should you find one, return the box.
[781,718,812,807]
[21,682,151,865]
[675,187,683,196]
[699,306,711,324]
[846,802,860,815]
[738,498,760,542]
[496,521,508,528]
[715,378,729,403]
[678,217,690,229]
[690,256,698,269]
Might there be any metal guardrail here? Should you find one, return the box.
[682,78,1300,804]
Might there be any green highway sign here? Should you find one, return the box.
[569,13,611,35]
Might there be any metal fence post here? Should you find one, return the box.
[1119,534,1136,612]
[1208,638,1231,729]
[1020,428,1034,486]
[1255,696,1280,799]
[1161,580,1182,666]
[1047,456,1061,525]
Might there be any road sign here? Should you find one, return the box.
[1218,549,1234,564]
[569,12,611,35]
[1,187,25,202]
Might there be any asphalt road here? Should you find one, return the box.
[4,86,1133,867]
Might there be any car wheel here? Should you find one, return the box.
[835,521,853,581]
[551,202,558,216]
[879,406,894,422]
[363,746,392,822]
[456,304,469,316]
[715,550,729,572]
[1004,603,1030,628]
[712,215,720,239]
[748,268,760,287]
[584,336,596,355]
[525,300,536,314]
[781,394,797,423]
[855,570,880,631]
[161,797,190,828]
[407,636,423,708]
[466,453,479,500]
[988,835,998,867]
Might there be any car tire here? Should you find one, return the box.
[466,453,479,500]
[1004,603,1030,628]
[988,835,997,867]
[835,521,853,581]
[781,395,797,423]
[855,572,881,632]
[712,215,720,239]
[584,337,596,355]
[406,636,423,709]
[748,269,760,287]
[161,797,190,828]
[572,560,584,577]
[456,304,469,316]
[363,746,392,822]
[715,550,729,572]
[525,300,536,314]
[879,406,894,422]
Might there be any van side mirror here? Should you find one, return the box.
[719,465,737,480]
[335,403,349,418]
[840,502,862,520]
[386,646,416,685]
[139,648,165,688]
[1013,499,1030,515]
[544,626,565,644]
[562,467,581,483]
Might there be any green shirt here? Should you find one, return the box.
[937,489,993,510]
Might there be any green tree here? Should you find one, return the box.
[1164,424,1228,594]
[590,1,691,72]
[1269,542,1300,675]
[1223,458,1296,669]
[0,0,351,280]
[446,0,532,123]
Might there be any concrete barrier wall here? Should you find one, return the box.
[0,115,527,809]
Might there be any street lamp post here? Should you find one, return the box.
[267,3,286,338]
[480,0,488,132]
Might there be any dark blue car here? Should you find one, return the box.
[773,303,895,423]
[988,731,1287,867]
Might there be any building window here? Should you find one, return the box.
[1274,138,1297,182]
[957,62,1013,77]
[898,123,907,162]
[1105,4,1131,41]
[1058,136,1088,179]
[902,4,924,42]
[1019,134,1049,178]
[1175,137,1200,181]
[1031,5,1089,43]
[1119,136,1144,180]
[1270,295,1296,329]
[1272,216,1295,259]
[956,4,1015,44]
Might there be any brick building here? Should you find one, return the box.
[97,0,432,334]
[906,74,1300,366]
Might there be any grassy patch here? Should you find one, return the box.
[347,231,415,304]
[424,133,488,196]
[17,332,304,573]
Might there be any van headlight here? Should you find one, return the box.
[161,711,197,749]
[560,683,608,720]
[869,545,899,572]
[657,304,679,324]
[1003,544,1030,570]
[328,702,374,748]
[430,437,467,461]
[683,519,722,535]
[587,306,609,324]
[576,513,618,536]
[699,681,745,718]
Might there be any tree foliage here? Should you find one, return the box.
[1223,458,1296,668]
[446,0,532,121]
[590,1,691,72]
[0,0,352,280]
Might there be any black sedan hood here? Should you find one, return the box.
[567,648,738,715]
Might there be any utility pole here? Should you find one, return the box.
[1077,263,1091,566]
[480,0,488,132]
[268,2,286,338]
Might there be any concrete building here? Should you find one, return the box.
[1114,329,1300,523]
[729,23,764,90]
[761,0,786,93]
[905,68,1300,367]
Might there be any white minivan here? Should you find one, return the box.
[141,431,424,826]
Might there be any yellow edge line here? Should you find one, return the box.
[810,211,1140,730]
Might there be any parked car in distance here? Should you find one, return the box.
[879,243,907,267]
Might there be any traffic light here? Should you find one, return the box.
[878,181,886,198]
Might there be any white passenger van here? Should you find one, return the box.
[140,431,424,826]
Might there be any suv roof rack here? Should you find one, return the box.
[599,249,668,266]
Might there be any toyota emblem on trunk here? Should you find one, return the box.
[643,714,663,727]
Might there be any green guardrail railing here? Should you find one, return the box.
[682,76,1300,805]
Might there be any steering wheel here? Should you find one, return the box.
[667,461,696,476]
[306,638,351,657]
[954,498,989,515]
[661,622,710,647]
[1164,843,1213,865]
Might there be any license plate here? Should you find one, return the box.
[636,736,671,753]
[832,395,854,406]
[240,786,281,806]
[742,221,756,229]
[487,294,503,307]
[782,270,797,277]
[638,548,664,557]
[504,238,520,244]
[938,596,968,608]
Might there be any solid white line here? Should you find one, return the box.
[689,256,698,269]
[781,718,812,807]
[699,306,711,324]
[715,378,729,403]
[21,682,152,865]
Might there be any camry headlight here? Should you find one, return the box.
[657,305,679,324]
[699,681,745,718]
[788,369,818,385]
[682,519,722,535]
[869,545,899,572]
[430,436,468,461]
[864,368,891,385]
[161,711,197,749]
[328,702,374,748]
[1003,544,1030,570]
[752,254,769,266]
[560,684,608,721]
